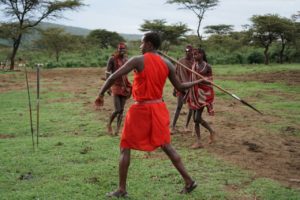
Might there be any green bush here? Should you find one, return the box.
[45,62,60,68]
[247,51,265,64]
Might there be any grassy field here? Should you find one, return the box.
[0,64,300,199]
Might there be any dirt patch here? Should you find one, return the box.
[0,134,15,139]
[172,96,300,188]
[219,70,300,86]
[2,68,300,189]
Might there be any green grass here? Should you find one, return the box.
[0,135,252,200]
[1,65,300,199]
[213,63,300,76]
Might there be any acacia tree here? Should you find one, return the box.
[0,0,83,70]
[273,17,295,63]
[139,19,189,51]
[250,14,281,65]
[204,24,234,35]
[86,29,125,49]
[35,28,78,62]
[166,0,219,41]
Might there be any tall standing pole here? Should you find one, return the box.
[158,51,263,115]
[36,64,40,147]
[25,65,35,150]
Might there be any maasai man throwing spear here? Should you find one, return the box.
[95,32,202,198]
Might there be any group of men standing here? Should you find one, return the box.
[105,42,216,149]
[172,45,216,148]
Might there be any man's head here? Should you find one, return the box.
[140,32,161,54]
[185,45,193,59]
[117,42,126,55]
[193,48,207,62]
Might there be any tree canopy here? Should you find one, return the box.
[166,0,219,41]
[35,28,78,62]
[249,14,299,64]
[86,29,125,49]
[0,0,84,69]
[139,19,189,50]
[204,24,234,35]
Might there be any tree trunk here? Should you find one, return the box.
[264,45,269,65]
[10,34,22,70]
[196,17,202,43]
[279,36,286,64]
[55,51,59,62]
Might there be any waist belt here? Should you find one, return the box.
[134,98,163,105]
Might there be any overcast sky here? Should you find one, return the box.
[48,0,299,34]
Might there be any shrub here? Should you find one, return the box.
[45,62,60,68]
[247,51,264,64]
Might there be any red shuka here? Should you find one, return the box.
[186,61,215,115]
[120,53,170,151]
[110,56,132,97]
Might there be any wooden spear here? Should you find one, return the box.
[24,65,35,149]
[158,51,263,115]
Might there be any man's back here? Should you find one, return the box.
[132,53,169,101]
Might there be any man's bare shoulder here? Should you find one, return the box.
[129,55,144,64]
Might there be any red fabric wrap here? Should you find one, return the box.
[111,56,132,97]
[120,53,170,151]
[186,62,215,115]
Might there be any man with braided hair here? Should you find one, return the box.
[95,32,201,197]
[106,42,132,135]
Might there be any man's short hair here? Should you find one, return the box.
[185,45,193,52]
[118,42,126,50]
[143,32,161,49]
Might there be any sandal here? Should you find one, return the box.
[106,190,128,198]
[180,181,197,194]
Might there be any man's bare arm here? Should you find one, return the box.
[164,58,202,92]
[98,56,143,96]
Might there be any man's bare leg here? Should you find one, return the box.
[200,119,216,144]
[115,96,127,135]
[108,96,122,135]
[184,109,193,132]
[161,144,196,191]
[192,123,203,149]
[107,113,116,134]
[107,148,130,197]
[171,95,184,133]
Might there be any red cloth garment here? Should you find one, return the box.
[120,53,170,151]
[175,57,193,97]
[186,61,215,115]
[110,56,132,97]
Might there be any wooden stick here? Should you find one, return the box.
[24,65,35,150]
[158,51,263,115]
[36,64,40,147]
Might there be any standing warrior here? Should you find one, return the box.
[171,45,194,133]
[186,48,216,149]
[95,32,202,197]
[106,42,132,135]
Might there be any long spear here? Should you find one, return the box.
[158,51,263,115]
[24,65,35,149]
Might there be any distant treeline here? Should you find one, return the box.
[1,16,299,68]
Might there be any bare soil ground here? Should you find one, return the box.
[2,68,300,190]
